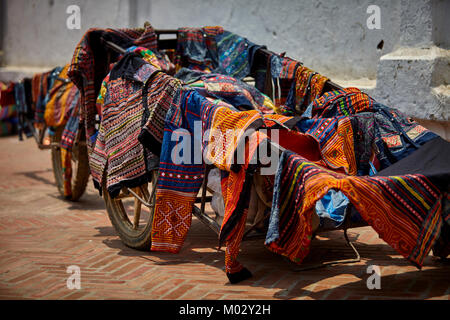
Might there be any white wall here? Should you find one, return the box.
[2,0,131,67]
[2,0,403,80]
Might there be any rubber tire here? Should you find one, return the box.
[102,171,157,250]
[51,126,89,201]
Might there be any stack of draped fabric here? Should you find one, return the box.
[64,23,450,284]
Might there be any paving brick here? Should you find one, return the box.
[0,135,449,300]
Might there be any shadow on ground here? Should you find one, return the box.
[94,216,450,299]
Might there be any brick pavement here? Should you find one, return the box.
[0,135,449,300]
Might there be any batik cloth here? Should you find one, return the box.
[68,25,159,158]
[266,149,446,268]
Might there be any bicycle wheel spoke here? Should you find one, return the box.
[132,188,142,230]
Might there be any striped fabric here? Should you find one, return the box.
[288,65,329,114]
[60,94,81,198]
[269,56,300,109]
[266,150,445,268]
[303,87,375,119]
[0,104,17,121]
[32,70,54,125]
[68,26,158,158]
[139,70,183,155]
[151,88,305,281]
[44,64,80,128]
[151,89,209,253]
[296,88,376,175]
[191,74,277,114]
[90,58,162,197]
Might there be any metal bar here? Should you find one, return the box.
[195,196,212,204]
[192,206,221,235]
[155,29,178,35]
[242,213,268,240]
[199,166,212,216]
[133,188,142,229]
[37,143,57,150]
[126,187,154,208]
[101,37,126,54]
[289,228,361,272]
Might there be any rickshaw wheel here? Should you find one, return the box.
[51,126,89,201]
[102,170,158,250]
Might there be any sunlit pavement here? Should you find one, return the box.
[0,135,448,300]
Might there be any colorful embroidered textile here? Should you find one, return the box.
[151,88,310,282]
[349,112,381,176]
[298,88,438,175]
[94,46,181,158]
[214,31,258,80]
[219,129,323,282]
[372,104,438,165]
[59,92,81,198]
[296,88,376,175]
[90,53,159,195]
[266,149,446,268]
[285,65,329,115]
[150,89,208,253]
[300,116,357,175]
[268,56,300,110]
[35,68,61,125]
[176,26,224,72]
[126,46,176,75]
[68,25,158,157]
[189,74,276,114]
[139,72,183,155]
[151,90,259,248]
[44,64,79,127]
[0,120,17,136]
[31,71,49,124]
[302,87,375,119]
[90,50,181,197]
[0,82,18,137]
